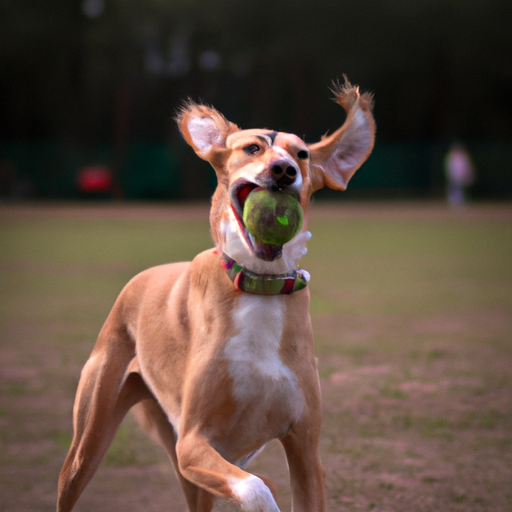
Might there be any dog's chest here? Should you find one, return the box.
[223,294,304,424]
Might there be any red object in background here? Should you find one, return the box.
[77,165,113,193]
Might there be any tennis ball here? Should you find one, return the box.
[242,188,303,246]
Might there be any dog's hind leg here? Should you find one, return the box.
[56,329,149,512]
[133,399,216,512]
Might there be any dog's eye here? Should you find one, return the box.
[243,144,260,155]
[297,150,309,160]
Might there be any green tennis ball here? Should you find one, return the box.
[243,188,303,246]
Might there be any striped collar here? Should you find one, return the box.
[221,253,309,295]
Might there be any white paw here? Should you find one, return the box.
[230,475,280,512]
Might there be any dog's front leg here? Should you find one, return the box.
[280,423,326,512]
[177,432,280,512]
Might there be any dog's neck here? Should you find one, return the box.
[217,211,312,295]
[220,253,310,295]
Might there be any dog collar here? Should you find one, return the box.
[221,254,309,295]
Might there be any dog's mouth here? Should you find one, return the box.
[230,181,299,261]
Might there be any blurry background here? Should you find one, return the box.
[1,0,511,201]
[2,3,512,510]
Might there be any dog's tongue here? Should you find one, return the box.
[249,235,283,261]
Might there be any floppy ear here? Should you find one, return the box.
[308,77,376,192]
[176,101,239,161]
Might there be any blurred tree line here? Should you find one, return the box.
[1,0,511,198]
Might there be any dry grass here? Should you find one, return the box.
[0,201,511,512]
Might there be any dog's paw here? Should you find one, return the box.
[230,475,280,512]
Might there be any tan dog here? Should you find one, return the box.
[56,78,375,512]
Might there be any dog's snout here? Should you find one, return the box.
[271,162,298,187]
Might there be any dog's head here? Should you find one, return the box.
[177,77,375,274]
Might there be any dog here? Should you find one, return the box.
[56,77,375,512]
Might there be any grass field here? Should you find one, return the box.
[1,201,511,512]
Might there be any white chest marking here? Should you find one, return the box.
[224,295,304,418]
[226,295,285,379]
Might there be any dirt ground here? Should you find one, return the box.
[1,201,511,512]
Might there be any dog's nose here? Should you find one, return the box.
[271,161,298,187]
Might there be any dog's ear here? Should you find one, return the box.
[308,78,375,192]
[176,101,239,161]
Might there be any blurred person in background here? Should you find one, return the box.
[444,142,476,205]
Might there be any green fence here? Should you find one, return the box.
[1,140,511,200]
[0,142,181,200]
